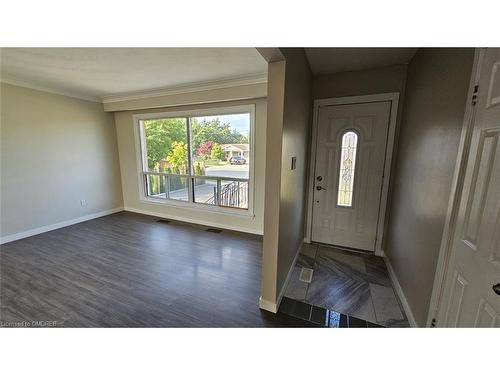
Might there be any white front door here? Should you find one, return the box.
[439,48,500,327]
[311,101,391,251]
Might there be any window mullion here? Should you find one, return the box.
[165,175,170,199]
[186,116,194,202]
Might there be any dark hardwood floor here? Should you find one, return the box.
[0,212,314,327]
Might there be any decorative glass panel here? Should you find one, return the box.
[337,131,358,207]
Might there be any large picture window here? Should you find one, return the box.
[137,106,253,211]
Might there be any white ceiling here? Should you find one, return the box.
[1,48,419,102]
[305,48,418,75]
[0,48,268,101]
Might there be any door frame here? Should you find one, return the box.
[304,92,400,256]
[426,48,483,327]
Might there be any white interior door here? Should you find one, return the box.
[311,101,391,251]
[439,48,500,327]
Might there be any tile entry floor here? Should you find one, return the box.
[284,244,409,327]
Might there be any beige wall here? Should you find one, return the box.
[0,83,123,238]
[261,61,285,303]
[114,98,267,234]
[261,49,312,307]
[385,48,474,326]
[313,64,408,99]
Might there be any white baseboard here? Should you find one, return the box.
[0,207,124,245]
[383,256,418,327]
[276,241,303,307]
[123,206,263,235]
[259,240,303,314]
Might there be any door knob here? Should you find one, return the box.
[493,283,500,296]
[316,186,325,191]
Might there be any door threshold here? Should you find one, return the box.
[311,242,376,256]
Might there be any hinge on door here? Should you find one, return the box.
[471,85,479,106]
[430,318,437,327]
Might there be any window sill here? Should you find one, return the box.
[139,197,255,218]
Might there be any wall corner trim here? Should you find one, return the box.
[260,240,304,314]
[276,240,303,306]
[259,297,278,313]
[383,256,418,327]
[0,207,124,245]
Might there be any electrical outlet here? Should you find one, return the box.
[80,199,87,207]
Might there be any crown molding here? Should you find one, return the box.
[1,72,268,106]
[101,73,268,104]
[0,77,102,103]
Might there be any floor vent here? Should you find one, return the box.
[157,219,171,224]
[206,228,222,233]
[299,267,314,283]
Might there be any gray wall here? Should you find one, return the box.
[313,64,408,99]
[261,49,312,306]
[0,83,123,238]
[385,48,474,326]
[277,49,313,292]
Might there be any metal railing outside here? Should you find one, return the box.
[143,172,249,209]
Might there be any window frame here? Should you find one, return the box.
[133,104,256,217]
[335,128,360,209]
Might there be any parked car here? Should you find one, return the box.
[229,156,246,165]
